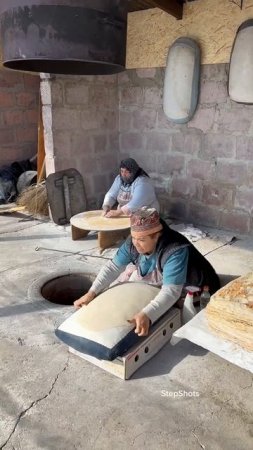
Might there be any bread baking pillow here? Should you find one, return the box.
[55,282,160,360]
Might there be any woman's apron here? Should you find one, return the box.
[112,260,186,309]
[116,261,163,287]
[117,185,132,208]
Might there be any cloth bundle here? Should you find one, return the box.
[206,272,253,351]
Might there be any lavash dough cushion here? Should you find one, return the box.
[55,282,160,360]
[206,272,253,351]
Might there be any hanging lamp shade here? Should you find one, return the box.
[229,20,253,103]
[163,37,200,124]
[0,0,128,75]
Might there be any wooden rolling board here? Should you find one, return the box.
[70,210,130,251]
[70,210,130,231]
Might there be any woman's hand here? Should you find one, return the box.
[105,209,123,218]
[102,206,110,216]
[128,312,151,336]
[73,290,96,309]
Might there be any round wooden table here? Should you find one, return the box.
[70,210,130,251]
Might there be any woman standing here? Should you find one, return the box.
[102,158,159,217]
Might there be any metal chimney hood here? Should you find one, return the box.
[0,0,128,75]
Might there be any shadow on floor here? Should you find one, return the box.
[133,338,207,379]
[0,234,68,241]
[0,300,72,318]
[133,274,241,379]
[218,273,239,287]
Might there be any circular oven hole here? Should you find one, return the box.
[41,273,95,306]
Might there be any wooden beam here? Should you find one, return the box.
[151,1,183,19]
[128,1,183,20]
[128,0,153,12]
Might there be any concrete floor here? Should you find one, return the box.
[0,213,252,450]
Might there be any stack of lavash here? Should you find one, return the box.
[206,272,253,351]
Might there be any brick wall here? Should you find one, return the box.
[118,65,253,234]
[0,69,40,167]
[43,75,119,210]
[43,64,253,234]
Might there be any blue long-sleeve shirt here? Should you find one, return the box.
[91,244,189,323]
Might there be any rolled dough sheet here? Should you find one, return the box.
[70,210,130,231]
[75,283,160,332]
[172,310,253,374]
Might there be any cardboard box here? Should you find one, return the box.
[69,307,181,379]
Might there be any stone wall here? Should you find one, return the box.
[0,70,39,167]
[42,64,253,234]
[42,74,119,210]
[118,65,253,234]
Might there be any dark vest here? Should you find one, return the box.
[129,220,220,295]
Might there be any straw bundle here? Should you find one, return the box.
[17,181,49,217]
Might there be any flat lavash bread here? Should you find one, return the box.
[206,272,253,351]
[55,282,160,360]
